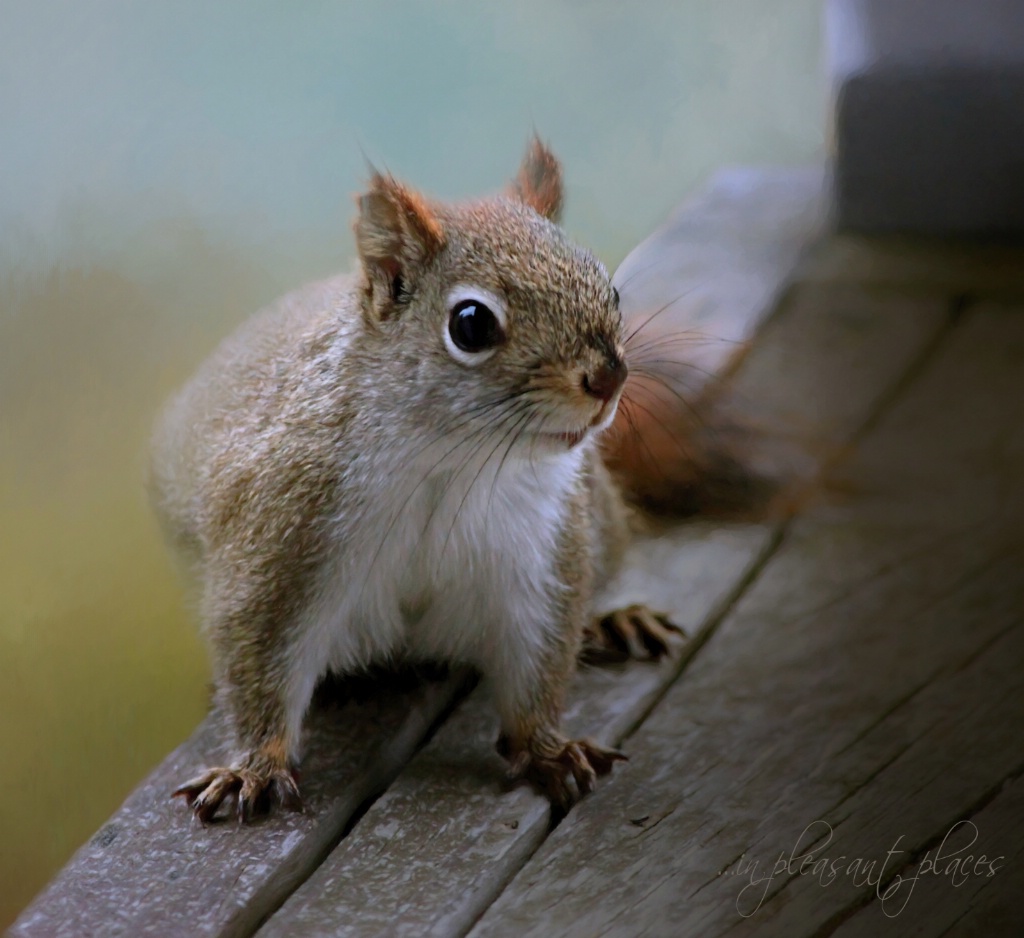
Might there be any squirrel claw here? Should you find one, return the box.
[172,764,302,823]
[505,736,627,810]
[583,604,686,663]
[173,769,237,824]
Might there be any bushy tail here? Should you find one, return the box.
[601,346,776,519]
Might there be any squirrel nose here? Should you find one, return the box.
[582,356,627,403]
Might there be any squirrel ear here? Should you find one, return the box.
[509,135,564,222]
[354,171,444,316]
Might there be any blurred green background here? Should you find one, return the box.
[0,0,824,926]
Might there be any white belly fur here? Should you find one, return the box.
[283,440,588,745]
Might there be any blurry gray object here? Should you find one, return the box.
[828,0,1024,235]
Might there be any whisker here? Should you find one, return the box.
[613,255,668,292]
[615,394,699,469]
[625,331,743,359]
[609,403,692,503]
[399,398,529,558]
[628,348,733,389]
[622,287,700,346]
[625,369,707,428]
[420,399,532,543]
[349,391,527,615]
[487,409,539,520]
[434,404,536,577]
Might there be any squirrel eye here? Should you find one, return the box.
[448,299,503,353]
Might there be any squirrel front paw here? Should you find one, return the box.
[582,603,686,664]
[498,732,626,811]
[173,752,301,823]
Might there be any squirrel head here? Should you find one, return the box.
[352,136,625,457]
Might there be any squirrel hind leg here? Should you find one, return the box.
[173,737,302,824]
[581,604,686,664]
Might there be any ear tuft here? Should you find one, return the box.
[354,172,444,315]
[510,135,564,222]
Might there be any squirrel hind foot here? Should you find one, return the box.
[582,604,687,664]
[173,761,302,824]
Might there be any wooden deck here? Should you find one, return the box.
[12,177,1024,937]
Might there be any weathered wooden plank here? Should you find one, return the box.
[260,285,950,936]
[10,674,468,938]
[825,298,1024,530]
[712,563,1024,937]
[830,774,1024,938]
[468,304,1024,938]
[706,302,1024,937]
[708,281,958,486]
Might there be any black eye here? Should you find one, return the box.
[449,299,503,353]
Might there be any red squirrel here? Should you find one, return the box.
[150,137,682,821]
